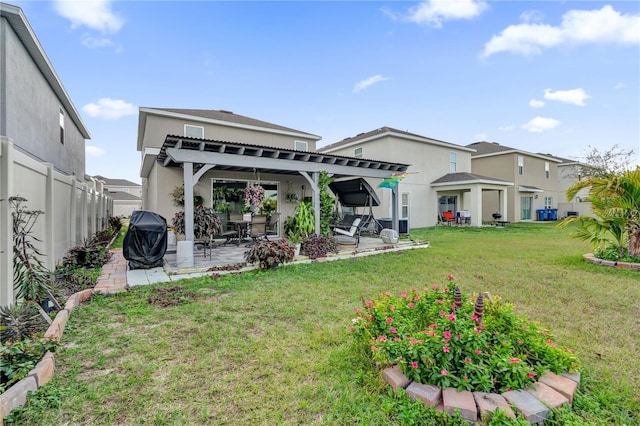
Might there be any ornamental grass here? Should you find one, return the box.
[350,275,579,393]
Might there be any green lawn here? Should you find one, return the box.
[7,223,639,425]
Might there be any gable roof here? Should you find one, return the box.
[468,142,562,162]
[137,107,321,150]
[431,172,512,186]
[319,126,475,153]
[0,3,90,139]
[108,191,142,201]
[92,175,141,187]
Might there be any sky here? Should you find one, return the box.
[13,0,640,184]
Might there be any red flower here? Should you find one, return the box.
[441,369,449,376]
[443,330,452,339]
[443,346,450,353]
[509,358,521,364]
[411,361,419,369]
[446,274,455,280]
[386,317,393,323]
[527,372,536,378]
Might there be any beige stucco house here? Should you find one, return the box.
[468,142,563,222]
[137,108,408,267]
[92,175,142,217]
[320,127,512,228]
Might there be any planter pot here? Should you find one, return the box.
[243,213,252,222]
[294,243,301,257]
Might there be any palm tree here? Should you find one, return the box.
[560,167,640,258]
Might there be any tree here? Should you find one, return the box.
[559,167,640,258]
[578,144,635,178]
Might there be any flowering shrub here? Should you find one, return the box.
[349,275,580,393]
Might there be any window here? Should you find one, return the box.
[294,140,308,151]
[354,147,363,158]
[518,155,524,176]
[59,108,65,144]
[401,193,410,218]
[544,196,553,209]
[545,162,550,179]
[520,197,532,220]
[184,124,204,138]
[450,152,457,172]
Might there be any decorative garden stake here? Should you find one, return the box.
[454,286,462,308]
[474,293,484,323]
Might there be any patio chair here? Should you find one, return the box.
[266,212,280,239]
[441,211,456,226]
[333,217,362,247]
[246,214,268,245]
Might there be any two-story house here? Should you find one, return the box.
[92,175,142,217]
[468,142,562,222]
[137,108,408,267]
[320,127,512,228]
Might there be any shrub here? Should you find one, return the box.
[0,338,57,393]
[349,275,580,393]
[0,304,47,344]
[244,239,295,270]
[301,234,338,259]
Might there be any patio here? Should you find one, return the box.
[162,235,429,276]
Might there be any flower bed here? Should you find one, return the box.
[350,275,580,394]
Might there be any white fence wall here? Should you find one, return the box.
[0,137,112,305]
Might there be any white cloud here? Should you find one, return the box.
[406,0,489,28]
[498,124,516,131]
[522,116,560,133]
[82,98,136,120]
[353,75,389,93]
[53,0,124,33]
[529,99,545,108]
[482,5,639,57]
[520,10,544,24]
[81,34,114,49]
[614,82,625,89]
[85,145,106,157]
[544,88,590,106]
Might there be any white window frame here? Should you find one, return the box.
[294,140,308,151]
[184,124,204,139]
[401,192,410,218]
[59,108,65,145]
[544,196,553,209]
[449,152,457,172]
[518,155,524,176]
[354,147,363,158]
[545,161,550,179]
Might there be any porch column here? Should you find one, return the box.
[300,171,320,236]
[470,185,482,227]
[391,186,398,232]
[177,162,195,268]
[500,189,508,222]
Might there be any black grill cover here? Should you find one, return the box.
[123,210,167,269]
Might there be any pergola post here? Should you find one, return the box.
[300,171,320,236]
[176,162,195,268]
[391,186,399,232]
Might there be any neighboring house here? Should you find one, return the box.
[545,155,593,218]
[0,3,110,305]
[92,175,142,217]
[468,142,562,222]
[320,127,512,228]
[137,108,407,268]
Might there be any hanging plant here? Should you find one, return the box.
[244,184,265,207]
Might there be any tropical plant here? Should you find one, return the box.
[10,197,54,310]
[244,239,295,270]
[171,205,221,239]
[0,304,46,344]
[243,184,265,207]
[559,167,640,258]
[213,200,231,213]
[284,201,315,241]
[170,185,204,207]
[259,198,277,217]
[318,171,335,235]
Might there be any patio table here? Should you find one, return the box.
[227,220,250,246]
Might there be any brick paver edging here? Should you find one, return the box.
[583,253,640,270]
[0,249,127,425]
[383,365,580,424]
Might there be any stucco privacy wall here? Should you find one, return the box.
[0,137,112,305]
[0,15,86,178]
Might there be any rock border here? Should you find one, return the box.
[583,253,640,270]
[383,365,580,424]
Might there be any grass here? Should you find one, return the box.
[7,223,640,425]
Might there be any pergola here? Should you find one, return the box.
[157,135,410,267]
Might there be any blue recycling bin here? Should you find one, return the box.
[548,209,558,220]
[536,209,547,221]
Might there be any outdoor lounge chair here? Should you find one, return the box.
[246,214,268,245]
[333,217,362,247]
[441,211,456,226]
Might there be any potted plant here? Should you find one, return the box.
[244,184,265,208]
[170,185,204,207]
[244,239,295,270]
[171,205,221,239]
[214,200,231,214]
[241,205,253,222]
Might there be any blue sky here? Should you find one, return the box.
[14,0,640,184]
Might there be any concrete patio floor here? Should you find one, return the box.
[126,235,429,287]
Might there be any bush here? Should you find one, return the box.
[244,239,295,270]
[0,304,48,344]
[0,338,57,393]
[349,275,580,393]
[301,234,339,259]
